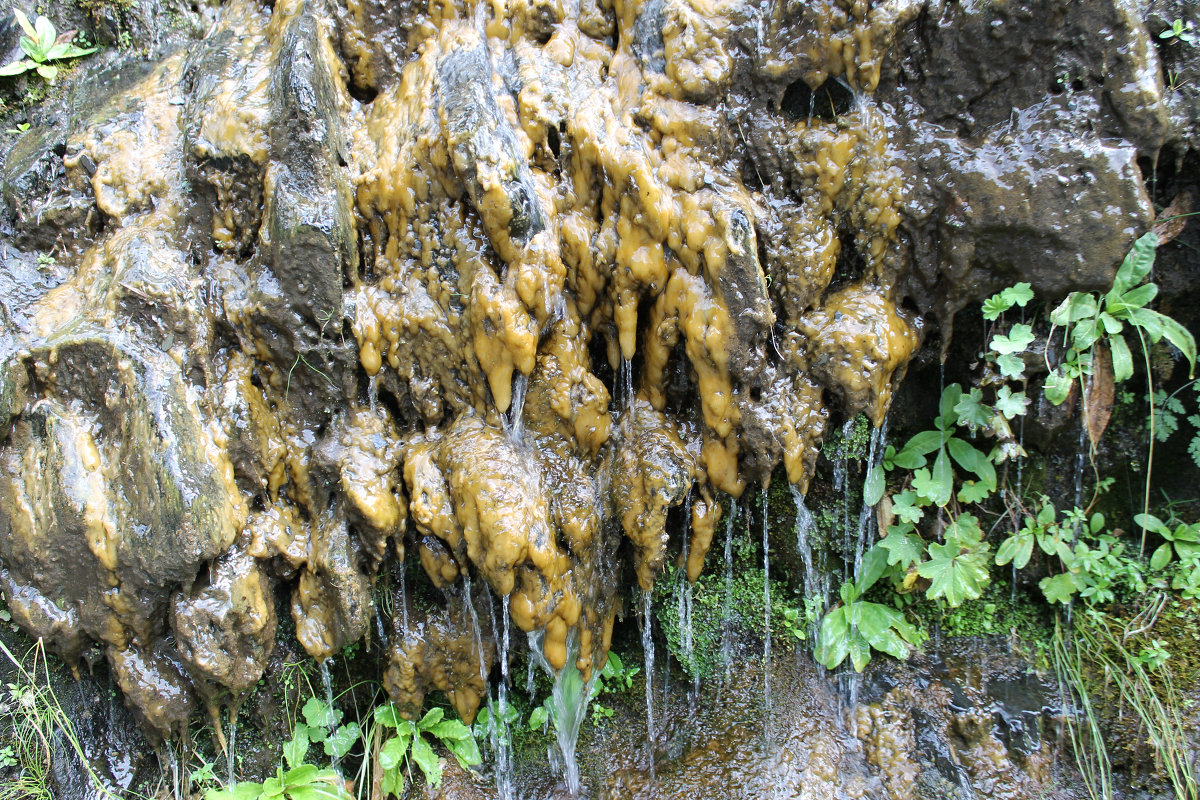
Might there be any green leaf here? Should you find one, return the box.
[282,765,319,787]
[417,707,444,730]
[1118,283,1158,310]
[44,42,97,60]
[995,533,1034,570]
[857,603,910,661]
[956,480,991,504]
[427,719,472,742]
[286,772,353,800]
[381,766,404,799]
[1051,293,1098,326]
[1044,368,1073,406]
[900,430,945,458]
[410,735,442,786]
[994,386,1030,419]
[918,538,991,607]
[262,774,285,799]
[911,456,953,508]
[380,732,411,771]
[880,527,925,568]
[991,323,1035,355]
[0,60,32,76]
[947,437,997,489]
[1134,513,1168,535]
[205,784,264,800]
[863,465,884,506]
[857,543,891,593]
[323,723,361,759]
[891,490,925,524]
[443,733,483,769]
[12,10,37,42]
[374,704,401,729]
[1109,334,1134,382]
[982,295,1012,321]
[939,384,964,422]
[848,633,872,673]
[1112,231,1158,295]
[815,606,850,669]
[33,15,55,53]
[302,698,337,730]
[1002,283,1034,307]
[1040,573,1079,605]
[953,388,992,429]
[35,63,56,81]
[1151,543,1173,571]
[528,706,548,730]
[283,725,309,770]
[996,353,1025,379]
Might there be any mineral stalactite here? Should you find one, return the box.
[0,0,1161,739]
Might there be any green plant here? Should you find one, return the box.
[0,11,97,82]
[1160,18,1198,46]
[1134,512,1200,598]
[0,639,114,800]
[4,122,29,135]
[814,546,925,672]
[371,705,481,797]
[1045,232,1196,407]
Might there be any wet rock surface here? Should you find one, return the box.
[0,0,1194,792]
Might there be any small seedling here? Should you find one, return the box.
[0,10,97,83]
[1159,18,1197,46]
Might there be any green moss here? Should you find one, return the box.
[905,576,1054,662]
[821,413,873,462]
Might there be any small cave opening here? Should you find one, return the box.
[780,77,854,123]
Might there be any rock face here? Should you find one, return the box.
[0,0,1188,743]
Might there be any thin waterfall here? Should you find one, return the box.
[642,590,657,782]
[854,419,888,580]
[464,575,488,683]
[319,661,340,774]
[505,373,529,444]
[791,484,821,638]
[527,630,597,796]
[496,597,514,800]
[720,502,739,685]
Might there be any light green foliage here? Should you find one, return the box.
[1160,18,1198,45]
[1045,232,1196,405]
[815,546,925,672]
[0,11,97,82]
[1134,513,1200,598]
[373,705,480,797]
[917,514,992,607]
[204,765,351,800]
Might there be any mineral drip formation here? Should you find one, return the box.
[0,0,1164,738]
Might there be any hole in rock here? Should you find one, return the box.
[780,77,854,122]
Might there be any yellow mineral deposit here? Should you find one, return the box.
[0,0,923,732]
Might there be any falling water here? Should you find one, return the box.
[367,374,379,415]
[720,502,739,685]
[790,485,820,636]
[319,660,340,774]
[527,630,598,796]
[619,358,634,410]
[835,419,853,583]
[496,597,514,800]
[374,600,388,644]
[853,421,887,580]
[505,373,529,444]
[642,590,657,781]
[761,490,773,746]
[464,576,488,682]
[226,711,237,786]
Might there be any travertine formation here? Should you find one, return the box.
[0,0,1168,739]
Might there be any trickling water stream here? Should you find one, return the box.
[0,0,1183,794]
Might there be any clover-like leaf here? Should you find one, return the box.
[991,323,1035,355]
[880,525,925,569]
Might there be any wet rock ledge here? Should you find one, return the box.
[0,0,1192,763]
